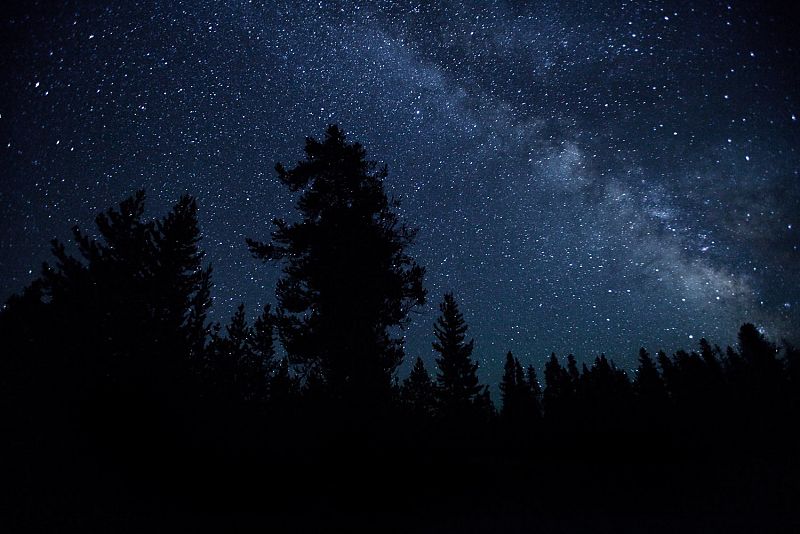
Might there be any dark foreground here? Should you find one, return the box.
[4,406,798,533]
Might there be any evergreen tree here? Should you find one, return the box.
[151,195,208,349]
[3,192,213,456]
[635,348,667,404]
[500,351,529,421]
[474,385,496,422]
[500,351,519,419]
[432,292,482,417]
[186,265,213,368]
[581,355,633,431]
[526,365,543,420]
[401,357,435,418]
[566,354,580,387]
[247,125,425,403]
[783,340,800,412]
[656,349,675,400]
[250,304,277,400]
[699,338,723,382]
[214,304,254,400]
[269,358,298,409]
[736,323,784,418]
[543,353,571,421]
[38,192,211,388]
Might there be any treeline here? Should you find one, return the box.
[2,126,798,531]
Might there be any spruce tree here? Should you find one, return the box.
[432,292,482,417]
[39,191,211,386]
[500,351,528,421]
[247,125,425,403]
[543,353,570,421]
[250,304,277,400]
[500,351,519,419]
[220,304,254,400]
[401,357,435,418]
[635,348,667,403]
[526,365,543,420]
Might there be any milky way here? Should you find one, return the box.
[2,1,798,385]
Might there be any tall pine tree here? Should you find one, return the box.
[432,293,482,418]
[401,357,436,419]
[247,125,425,403]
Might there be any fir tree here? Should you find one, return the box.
[635,348,667,403]
[432,292,482,417]
[543,353,570,421]
[526,365,543,420]
[500,351,519,419]
[401,357,435,418]
[500,351,528,421]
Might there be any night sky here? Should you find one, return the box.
[2,1,798,386]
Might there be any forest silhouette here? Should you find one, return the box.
[2,126,798,532]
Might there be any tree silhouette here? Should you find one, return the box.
[246,125,425,404]
[526,364,543,421]
[500,351,528,422]
[634,348,669,430]
[580,354,633,431]
[543,353,571,422]
[432,292,483,418]
[38,193,211,390]
[0,191,214,475]
[401,357,436,419]
[249,304,277,401]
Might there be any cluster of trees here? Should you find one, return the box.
[2,125,798,529]
[3,125,798,433]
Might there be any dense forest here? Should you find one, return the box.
[2,126,798,532]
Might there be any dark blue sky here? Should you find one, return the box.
[2,0,798,385]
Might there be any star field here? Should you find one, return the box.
[2,1,798,386]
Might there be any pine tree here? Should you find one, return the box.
[401,357,435,418]
[270,358,297,408]
[432,292,482,417]
[500,351,529,421]
[526,365,543,420]
[500,351,519,419]
[635,348,667,404]
[250,304,277,400]
[218,304,254,400]
[247,125,425,403]
[186,265,213,368]
[543,353,570,421]
[474,385,496,422]
[38,192,212,387]
[566,354,580,386]
[12,192,213,450]
[656,349,675,399]
[699,338,723,381]
[736,323,784,421]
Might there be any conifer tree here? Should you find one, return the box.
[500,351,519,419]
[656,350,675,400]
[543,353,570,421]
[219,304,253,400]
[500,351,528,421]
[635,348,667,403]
[432,292,482,417]
[526,365,543,420]
[38,192,212,387]
[249,304,277,400]
[247,125,425,403]
[401,357,435,418]
[270,358,297,408]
